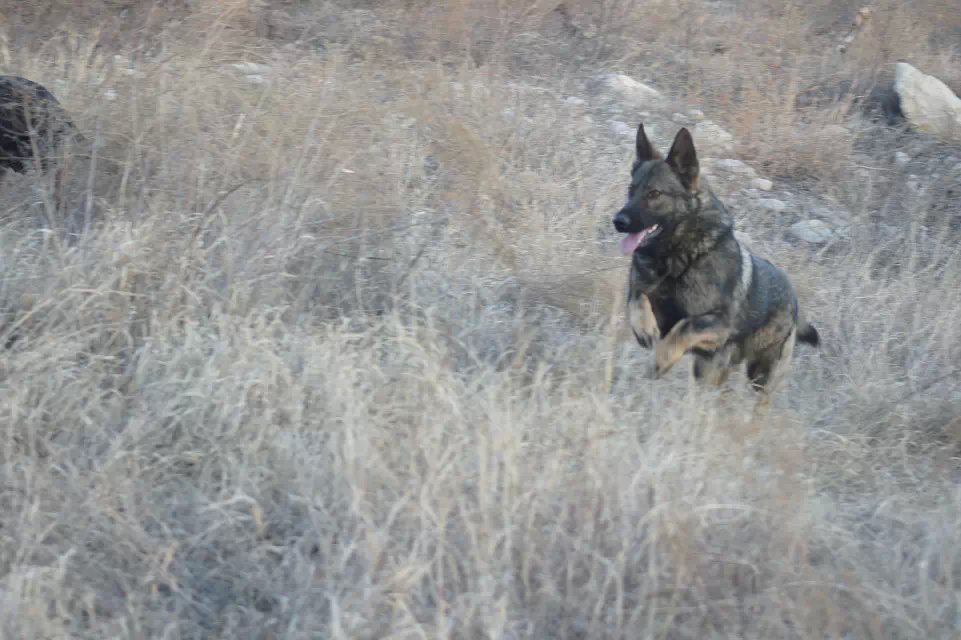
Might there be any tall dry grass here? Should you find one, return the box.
[0,1,959,638]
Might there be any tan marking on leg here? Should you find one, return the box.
[763,328,796,396]
[627,292,658,346]
[750,328,796,426]
[654,319,688,377]
[654,320,725,378]
[694,347,734,387]
[702,362,731,386]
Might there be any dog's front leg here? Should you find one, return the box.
[627,290,659,348]
[654,313,729,378]
[626,254,666,349]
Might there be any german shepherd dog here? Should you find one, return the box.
[613,123,819,398]
[0,75,80,206]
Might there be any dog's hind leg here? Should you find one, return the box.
[693,350,732,386]
[747,328,796,423]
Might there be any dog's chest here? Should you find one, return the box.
[649,273,728,335]
[648,290,686,336]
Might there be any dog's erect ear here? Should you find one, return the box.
[666,127,699,191]
[635,123,662,163]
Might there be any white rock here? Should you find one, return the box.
[596,73,664,106]
[809,205,850,226]
[688,108,706,121]
[564,96,586,106]
[894,151,911,167]
[759,198,788,212]
[752,177,773,191]
[790,219,834,244]
[712,158,754,175]
[672,112,691,124]
[692,120,734,151]
[228,62,273,75]
[894,62,961,141]
[608,120,634,137]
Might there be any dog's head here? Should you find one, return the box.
[612,124,701,257]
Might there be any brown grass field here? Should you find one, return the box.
[0,1,960,638]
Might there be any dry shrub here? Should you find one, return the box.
[0,1,959,638]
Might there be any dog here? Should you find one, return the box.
[0,75,81,207]
[613,123,819,398]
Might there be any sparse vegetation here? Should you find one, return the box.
[0,1,959,638]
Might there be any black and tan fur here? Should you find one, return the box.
[613,123,819,397]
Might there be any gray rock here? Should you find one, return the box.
[692,120,734,152]
[712,158,754,174]
[563,96,586,106]
[759,198,788,212]
[672,112,691,125]
[894,62,961,141]
[227,62,273,75]
[751,177,773,191]
[608,120,634,137]
[809,205,850,226]
[790,219,834,244]
[595,73,664,107]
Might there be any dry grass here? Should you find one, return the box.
[0,1,959,638]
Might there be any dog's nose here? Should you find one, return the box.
[613,210,630,232]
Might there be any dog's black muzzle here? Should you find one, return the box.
[612,209,631,233]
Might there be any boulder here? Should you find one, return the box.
[712,158,754,175]
[759,198,787,212]
[607,120,634,137]
[894,62,961,141]
[692,120,734,153]
[593,73,664,107]
[790,219,835,244]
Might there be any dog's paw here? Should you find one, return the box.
[654,343,677,379]
[632,330,653,349]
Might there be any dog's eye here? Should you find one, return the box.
[646,189,661,199]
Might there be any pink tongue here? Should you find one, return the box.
[620,232,644,256]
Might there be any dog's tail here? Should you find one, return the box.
[797,321,820,347]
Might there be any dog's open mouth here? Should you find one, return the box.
[619,224,662,256]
